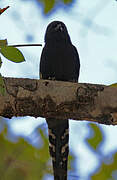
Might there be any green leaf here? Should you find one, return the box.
[0,39,8,46]
[0,125,49,180]
[109,83,117,87]
[38,128,50,162]
[0,46,25,63]
[0,120,75,180]
[86,123,103,151]
[42,0,55,13]
[0,74,6,95]
[63,0,72,3]
[91,153,117,180]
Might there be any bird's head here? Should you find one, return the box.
[45,21,71,44]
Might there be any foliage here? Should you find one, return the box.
[0,126,50,180]
[0,46,25,63]
[109,83,117,87]
[86,123,117,180]
[0,39,25,95]
[86,123,103,151]
[35,0,73,14]
[0,39,25,63]
[0,7,25,95]
[91,152,117,180]
[39,0,55,14]
[1,121,117,179]
[0,121,74,180]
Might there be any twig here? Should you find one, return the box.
[8,44,42,48]
[0,6,10,15]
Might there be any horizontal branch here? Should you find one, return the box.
[0,78,117,125]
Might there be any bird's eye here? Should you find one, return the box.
[53,24,58,29]
[54,23,64,31]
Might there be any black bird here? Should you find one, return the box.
[40,21,80,180]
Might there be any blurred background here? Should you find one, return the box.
[1,0,117,179]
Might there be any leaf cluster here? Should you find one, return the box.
[86,123,117,180]
[0,39,25,95]
[0,120,74,180]
[38,0,73,14]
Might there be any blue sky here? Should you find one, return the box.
[1,0,117,179]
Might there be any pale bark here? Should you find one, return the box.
[0,77,117,125]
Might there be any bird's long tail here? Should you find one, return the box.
[46,118,69,180]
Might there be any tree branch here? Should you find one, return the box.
[0,77,117,125]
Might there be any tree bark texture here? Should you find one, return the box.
[0,77,117,125]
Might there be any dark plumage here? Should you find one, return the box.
[40,21,80,180]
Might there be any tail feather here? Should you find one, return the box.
[46,118,69,179]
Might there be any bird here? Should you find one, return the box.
[40,21,80,180]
